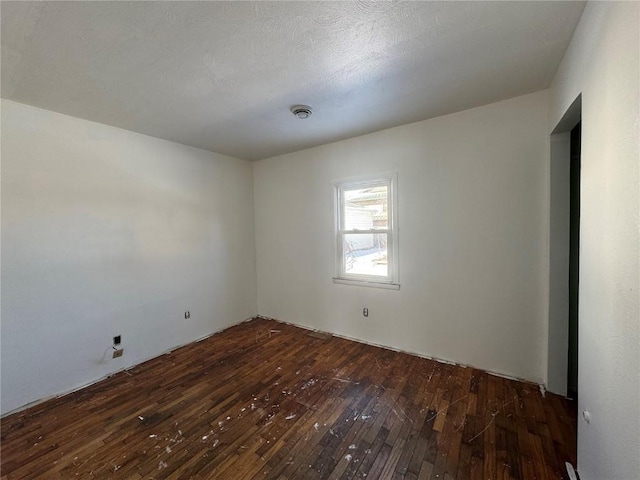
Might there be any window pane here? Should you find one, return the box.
[344,185,388,230]
[343,233,388,277]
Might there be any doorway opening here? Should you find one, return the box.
[548,95,581,399]
[567,121,580,400]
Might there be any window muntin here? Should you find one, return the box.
[334,175,398,286]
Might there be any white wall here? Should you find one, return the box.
[254,91,550,384]
[548,2,640,479]
[1,100,257,415]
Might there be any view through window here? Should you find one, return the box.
[335,176,397,285]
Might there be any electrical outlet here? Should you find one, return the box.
[112,348,124,358]
[184,310,191,319]
[363,307,369,317]
[113,335,121,345]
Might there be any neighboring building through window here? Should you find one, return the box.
[333,174,399,288]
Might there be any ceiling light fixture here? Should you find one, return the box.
[290,105,313,119]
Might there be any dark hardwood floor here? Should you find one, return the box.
[1,318,576,479]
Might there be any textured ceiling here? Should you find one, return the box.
[1,1,585,161]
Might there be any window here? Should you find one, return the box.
[333,174,399,288]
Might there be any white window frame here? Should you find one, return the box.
[332,173,400,289]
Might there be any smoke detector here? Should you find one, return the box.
[290,105,313,119]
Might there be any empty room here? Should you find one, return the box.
[1,1,638,479]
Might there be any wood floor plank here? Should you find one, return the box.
[1,318,577,479]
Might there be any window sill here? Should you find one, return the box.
[332,278,400,290]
